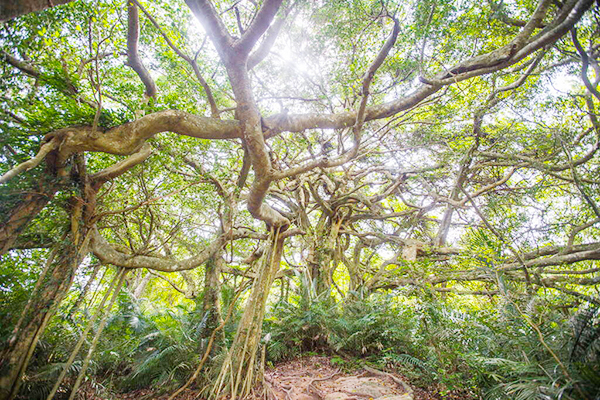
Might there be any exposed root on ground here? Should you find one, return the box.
[82,355,474,400]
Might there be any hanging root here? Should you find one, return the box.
[65,268,128,400]
[212,228,283,399]
[167,283,249,400]
[47,266,122,400]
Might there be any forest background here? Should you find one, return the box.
[0,0,599,399]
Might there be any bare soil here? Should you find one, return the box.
[250,355,413,400]
[79,355,471,400]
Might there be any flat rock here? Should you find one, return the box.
[323,393,353,400]
[334,377,395,397]
[294,395,318,400]
[379,395,413,400]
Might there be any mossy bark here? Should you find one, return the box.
[0,159,65,256]
[199,254,223,344]
[213,230,284,399]
[0,163,96,400]
[308,216,343,297]
[0,240,85,400]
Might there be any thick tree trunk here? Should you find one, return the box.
[0,0,75,22]
[0,160,95,400]
[0,240,85,400]
[200,254,223,342]
[309,238,334,296]
[213,230,284,399]
[308,217,342,297]
[0,182,61,256]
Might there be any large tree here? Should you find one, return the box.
[1,0,599,398]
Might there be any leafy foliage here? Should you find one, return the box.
[265,288,600,398]
[1,0,599,399]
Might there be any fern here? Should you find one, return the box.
[389,354,430,371]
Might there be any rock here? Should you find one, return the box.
[379,395,413,400]
[295,395,319,400]
[323,393,353,400]
[335,377,394,397]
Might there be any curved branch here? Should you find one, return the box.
[0,137,59,185]
[91,226,282,272]
[500,243,600,270]
[126,1,157,98]
[272,18,401,179]
[90,142,153,185]
[90,227,227,272]
[46,110,241,157]
[571,28,600,101]
[262,0,595,135]
[235,0,284,56]
[130,0,219,117]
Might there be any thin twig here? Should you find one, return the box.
[460,187,534,291]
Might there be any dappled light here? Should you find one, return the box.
[0,0,599,399]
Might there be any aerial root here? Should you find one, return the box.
[0,137,58,185]
[167,283,249,400]
[212,229,283,399]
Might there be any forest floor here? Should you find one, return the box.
[96,355,466,400]
[252,355,414,400]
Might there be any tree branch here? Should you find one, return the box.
[91,227,226,272]
[234,0,284,57]
[89,142,154,185]
[185,0,234,60]
[130,0,219,117]
[0,137,59,185]
[247,7,289,69]
[0,0,74,22]
[571,28,600,101]
[45,110,241,157]
[126,0,157,98]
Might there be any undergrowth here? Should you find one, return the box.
[263,288,600,400]
[16,283,600,400]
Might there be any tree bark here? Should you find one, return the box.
[308,217,342,297]
[0,159,97,400]
[0,238,85,400]
[132,271,152,298]
[199,254,223,342]
[213,230,284,399]
[0,160,65,256]
[0,0,74,22]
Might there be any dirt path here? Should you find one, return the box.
[91,355,457,399]
[257,356,413,400]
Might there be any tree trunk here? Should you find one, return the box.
[132,270,152,299]
[0,0,75,22]
[200,254,223,342]
[309,238,334,296]
[213,230,284,399]
[308,217,342,297]
[0,239,85,400]
[0,160,95,400]
[0,181,61,256]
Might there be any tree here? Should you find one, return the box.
[0,0,76,23]
[0,0,599,398]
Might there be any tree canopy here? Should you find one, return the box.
[0,0,599,399]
